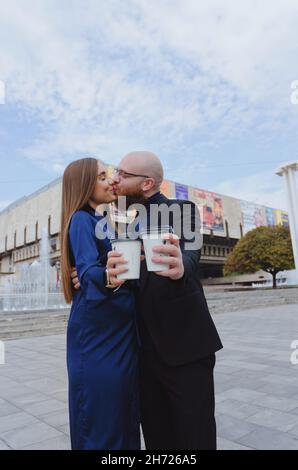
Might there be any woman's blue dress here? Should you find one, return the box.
[66,204,140,450]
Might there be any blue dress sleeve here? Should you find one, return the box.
[69,211,108,302]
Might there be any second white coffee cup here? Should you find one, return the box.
[140,227,172,272]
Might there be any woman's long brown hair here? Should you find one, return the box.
[60,158,99,303]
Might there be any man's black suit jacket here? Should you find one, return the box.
[137,192,223,366]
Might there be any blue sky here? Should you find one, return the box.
[1,0,298,211]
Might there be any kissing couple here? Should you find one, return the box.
[60,151,223,450]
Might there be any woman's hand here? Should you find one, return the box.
[71,267,80,290]
[106,250,128,287]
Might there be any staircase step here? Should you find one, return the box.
[0,290,297,340]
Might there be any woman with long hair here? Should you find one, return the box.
[60,157,140,450]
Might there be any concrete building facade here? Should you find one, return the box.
[0,170,289,287]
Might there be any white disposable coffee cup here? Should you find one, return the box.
[140,226,173,272]
[110,238,141,280]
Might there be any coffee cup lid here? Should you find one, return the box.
[111,236,141,243]
[139,225,173,237]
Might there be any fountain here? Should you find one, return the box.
[40,227,49,310]
[0,228,67,312]
[252,269,298,288]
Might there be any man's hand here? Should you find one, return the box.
[71,268,80,290]
[151,233,184,280]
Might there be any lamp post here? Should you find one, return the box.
[276,162,298,284]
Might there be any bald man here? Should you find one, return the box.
[111,151,223,450]
[72,151,223,449]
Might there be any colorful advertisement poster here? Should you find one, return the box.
[160,180,175,198]
[190,188,224,231]
[265,207,276,226]
[106,164,115,178]
[175,183,188,200]
[241,201,267,233]
[275,210,289,227]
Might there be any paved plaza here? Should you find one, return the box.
[0,303,298,450]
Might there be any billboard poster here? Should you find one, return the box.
[106,164,115,178]
[175,183,188,200]
[254,205,267,227]
[190,188,224,231]
[241,201,267,233]
[160,180,175,198]
[281,211,289,226]
[265,207,276,226]
[275,210,289,227]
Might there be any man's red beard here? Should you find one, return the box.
[113,186,147,209]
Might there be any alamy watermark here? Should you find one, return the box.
[290,340,298,365]
[0,80,5,104]
[95,198,203,250]
[290,80,298,104]
[0,340,5,365]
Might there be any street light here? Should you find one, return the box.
[276,161,298,284]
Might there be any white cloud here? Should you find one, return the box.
[52,163,67,174]
[0,80,5,104]
[212,169,295,210]
[0,200,12,212]
[0,0,298,207]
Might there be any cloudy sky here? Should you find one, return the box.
[0,0,298,212]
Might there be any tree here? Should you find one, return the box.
[224,226,295,289]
